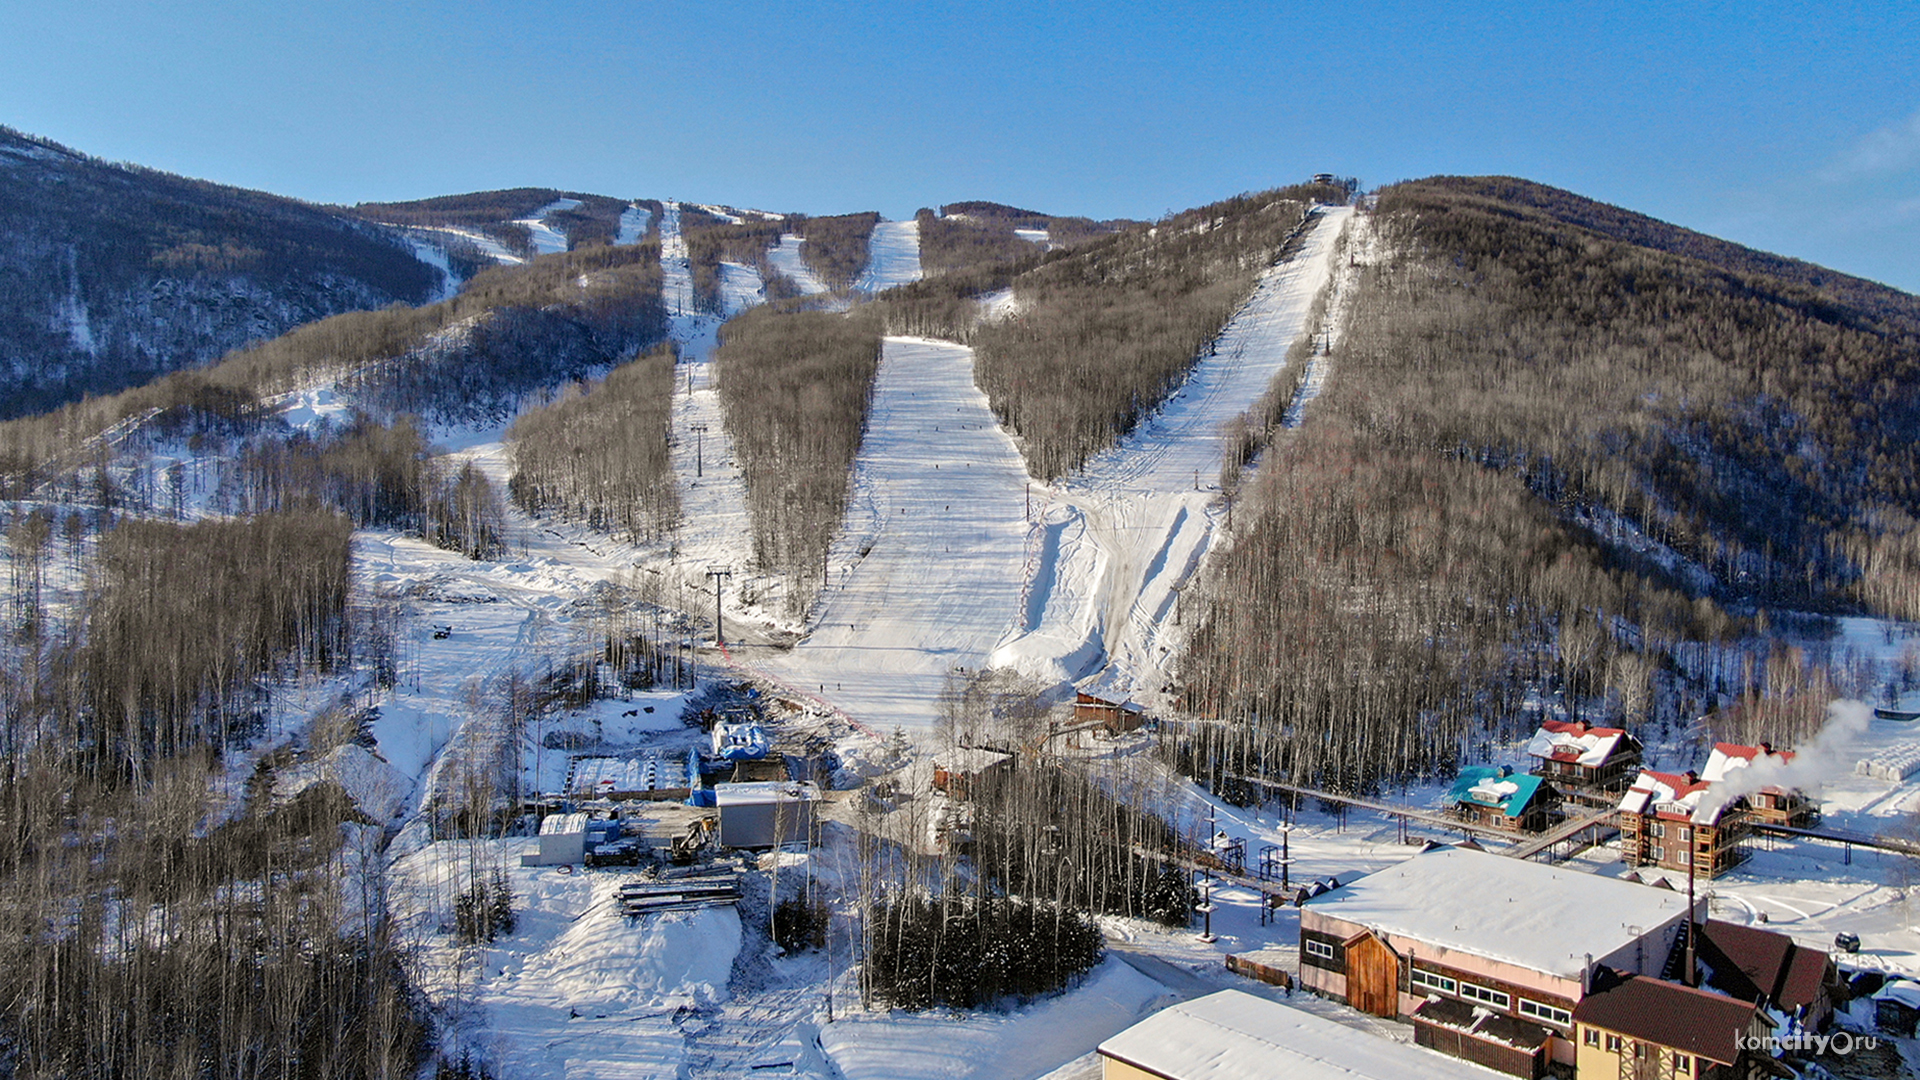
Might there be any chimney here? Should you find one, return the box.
[1758,741,1774,756]
[1684,770,1700,786]
[1578,719,1592,733]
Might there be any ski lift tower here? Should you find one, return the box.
[706,566,732,646]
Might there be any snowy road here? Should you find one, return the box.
[760,337,1031,731]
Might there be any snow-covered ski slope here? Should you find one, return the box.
[765,233,836,301]
[760,338,1031,730]
[515,197,581,256]
[653,201,765,617]
[616,202,653,245]
[995,206,1352,707]
[854,218,922,293]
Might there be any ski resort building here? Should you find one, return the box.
[1525,719,1643,804]
[1072,692,1147,734]
[1448,765,1559,832]
[1703,741,1819,828]
[1615,769,1751,877]
[1298,846,1701,1077]
[1096,989,1503,1080]
[1694,918,1841,1031]
[1570,969,1770,1080]
[930,746,1012,801]
[714,781,818,849]
[520,812,622,867]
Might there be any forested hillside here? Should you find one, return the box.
[793,211,881,292]
[714,307,883,613]
[0,237,667,495]
[1174,177,1920,796]
[913,200,1118,277]
[345,187,637,257]
[880,182,1343,478]
[0,127,439,420]
[678,206,785,313]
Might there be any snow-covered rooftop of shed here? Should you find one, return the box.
[1098,989,1501,1080]
[713,781,819,807]
[1305,847,1694,979]
[932,747,1012,773]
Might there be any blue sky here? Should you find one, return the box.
[3,0,1915,291]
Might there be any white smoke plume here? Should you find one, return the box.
[1691,699,1872,823]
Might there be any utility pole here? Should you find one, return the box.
[691,424,708,478]
[706,566,732,646]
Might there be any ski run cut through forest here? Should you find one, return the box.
[5,159,1920,1080]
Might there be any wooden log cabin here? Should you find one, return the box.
[1615,769,1750,878]
[1447,765,1559,833]
[1524,719,1642,805]
[1703,741,1819,828]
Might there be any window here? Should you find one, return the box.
[1649,822,1665,838]
[1604,1034,1623,1052]
[1649,844,1664,862]
[1459,982,1510,1010]
[1304,939,1335,962]
[1583,1028,1600,1047]
[1678,826,1692,841]
[1518,998,1572,1027]
[1410,968,1457,996]
[1672,1052,1692,1073]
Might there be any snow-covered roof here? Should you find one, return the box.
[932,747,1012,774]
[1447,765,1549,817]
[1702,742,1798,794]
[1525,720,1632,767]
[540,812,592,836]
[1305,847,1694,979]
[1098,989,1500,1080]
[713,781,818,807]
[1616,769,1730,823]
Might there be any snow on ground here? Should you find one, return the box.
[854,218,922,294]
[1013,227,1050,247]
[766,233,839,302]
[820,956,1172,1080]
[976,286,1022,323]
[407,224,525,265]
[757,338,1032,732]
[616,202,654,245]
[648,200,771,634]
[993,206,1352,706]
[517,197,583,256]
[392,840,739,1080]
